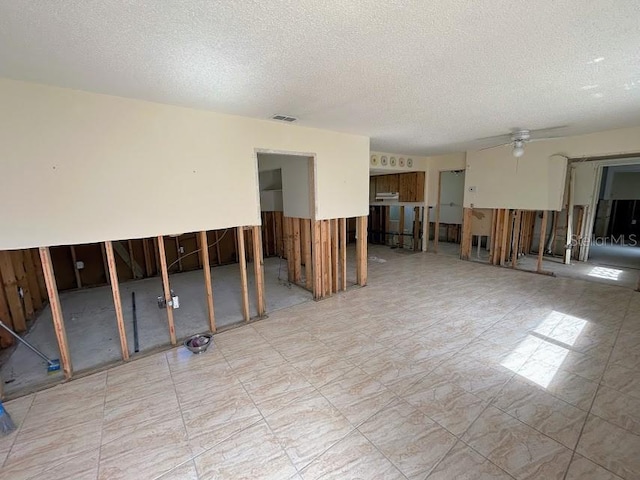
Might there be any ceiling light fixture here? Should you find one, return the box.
[512,140,525,158]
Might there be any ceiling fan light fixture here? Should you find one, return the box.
[512,141,525,158]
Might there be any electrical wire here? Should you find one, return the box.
[166,228,230,271]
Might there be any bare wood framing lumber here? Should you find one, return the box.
[39,247,72,379]
[104,241,130,361]
[500,209,510,266]
[413,207,420,251]
[252,226,266,316]
[69,246,83,288]
[31,249,48,302]
[157,236,177,345]
[511,210,522,268]
[199,231,216,332]
[384,206,390,247]
[424,206,430,252]
[398,206,405,248]
[0,268,13,347]
[460,208,473,260]
[356,216,368,286]
[322,220,331,295]
[152,237,161,274]
[292,218,302,283]
[312,220,322,299]
[174,237,183,272]
[340,217,347,291]
[236,227,250,321]
[284,217,295,282]
[0,252,26,332]
[564,166,575,265]
[214,231,222,265]
[434,172,442,253]
[143,239,154,277]
[10,251,35,317]
[22,250,43,310]
[331,219,339,293]
[537,211,549,273]
[303,219,313,290]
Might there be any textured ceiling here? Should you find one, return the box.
[1,1,639,155]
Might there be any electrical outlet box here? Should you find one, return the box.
[179,246,185,254]
[76,261,85,270]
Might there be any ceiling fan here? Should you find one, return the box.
[477,126,568,158]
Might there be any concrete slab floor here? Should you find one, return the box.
[1,257,313,397]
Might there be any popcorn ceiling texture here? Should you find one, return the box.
[0,1,639,155]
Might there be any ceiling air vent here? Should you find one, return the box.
[271,114,298,123]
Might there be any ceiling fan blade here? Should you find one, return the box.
[529,125,569,140]
[478,141,511,151]
[475,133,512,143]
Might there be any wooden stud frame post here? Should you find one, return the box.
[537,211,549,273]
[460,208,473,261]
[252,226,266,316]
[511,210,522,268]
[39,247,72,379]
[340,218,347,291]
[356,216,368,286]
[104,241,130,361]
[199,231,216,332]
[303,219,313,290]
[312,220,322,299]
[157,236,177,345]
[331,219,339,293]
[236,227,251,321]
[434,171,442,253]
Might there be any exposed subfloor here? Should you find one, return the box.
[0,257,312,396]
[1,245,639,479]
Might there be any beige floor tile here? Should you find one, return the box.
[265,392,353,470]
[319,367,397,426]
[462,406,572,479]
[402,373,486,435]
[601,363,640,400]
[565,455,623,480]
[194,421,296,480]
[0,394,34,466]
[300,430,405,480]
[434,355,513,401]
[290,352,355,389]
[592,385,640,435]
[493,377,587,448]
[426,441,514,480]
[359,399,456,480]
[158,460,200,479]
[577,414,640,479]
[98,415,192,480]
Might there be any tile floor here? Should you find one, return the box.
[1,245,639,479]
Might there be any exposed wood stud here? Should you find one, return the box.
[424,206,430,252]
[292,218,302,283]
[356,216,368,286]
[10,251,34,317]
[303,219,313,290]
[398,206,405,248]
[537,211,549,273]
[0,266,14,347]
[511,210,522,268]
[384,206,390,247]
[340,217,347,291]
[195,233,204,269]
[214,231,222,265]
[236,227,250,321]
[434,172,442,253]
[152,237,161,274]
[0,252,26,332]
[500,209,510,266]
[199,231,216,332]
[174,237,183,272]
[69,246,82,288]
[322,220,331,295]
[331,219,339,293]
[39,247,72,379]
[104,241,130,361]
[284,217,294,282]
[252,226,266,316]
[312,220,322,299]
[22,250,43,310]
[460,208,473,260]
[413,207,420,251]
[143,239,153,277]
[157,236,177,345]
[31,249,48,302]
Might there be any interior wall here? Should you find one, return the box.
[465,126,640,210]
[258,154,311,219]
[0,79,369,250]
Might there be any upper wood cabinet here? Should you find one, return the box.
[374,172,424,202]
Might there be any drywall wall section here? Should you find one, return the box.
[258,154,310,219]
[465,126,640,211]
[0,79,369,249]
[425,153,467,207]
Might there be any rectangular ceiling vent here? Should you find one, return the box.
[271,114,298,123]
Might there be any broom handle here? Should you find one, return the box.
[0,321,55,365]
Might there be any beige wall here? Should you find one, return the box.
[0,79,369,249]
[258,154,311,219]
[465,126,640,210]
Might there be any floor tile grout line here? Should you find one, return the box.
[1,390,35,469]
[93,372,109,480]
[161,351,202,480]
[560,292,634,480]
